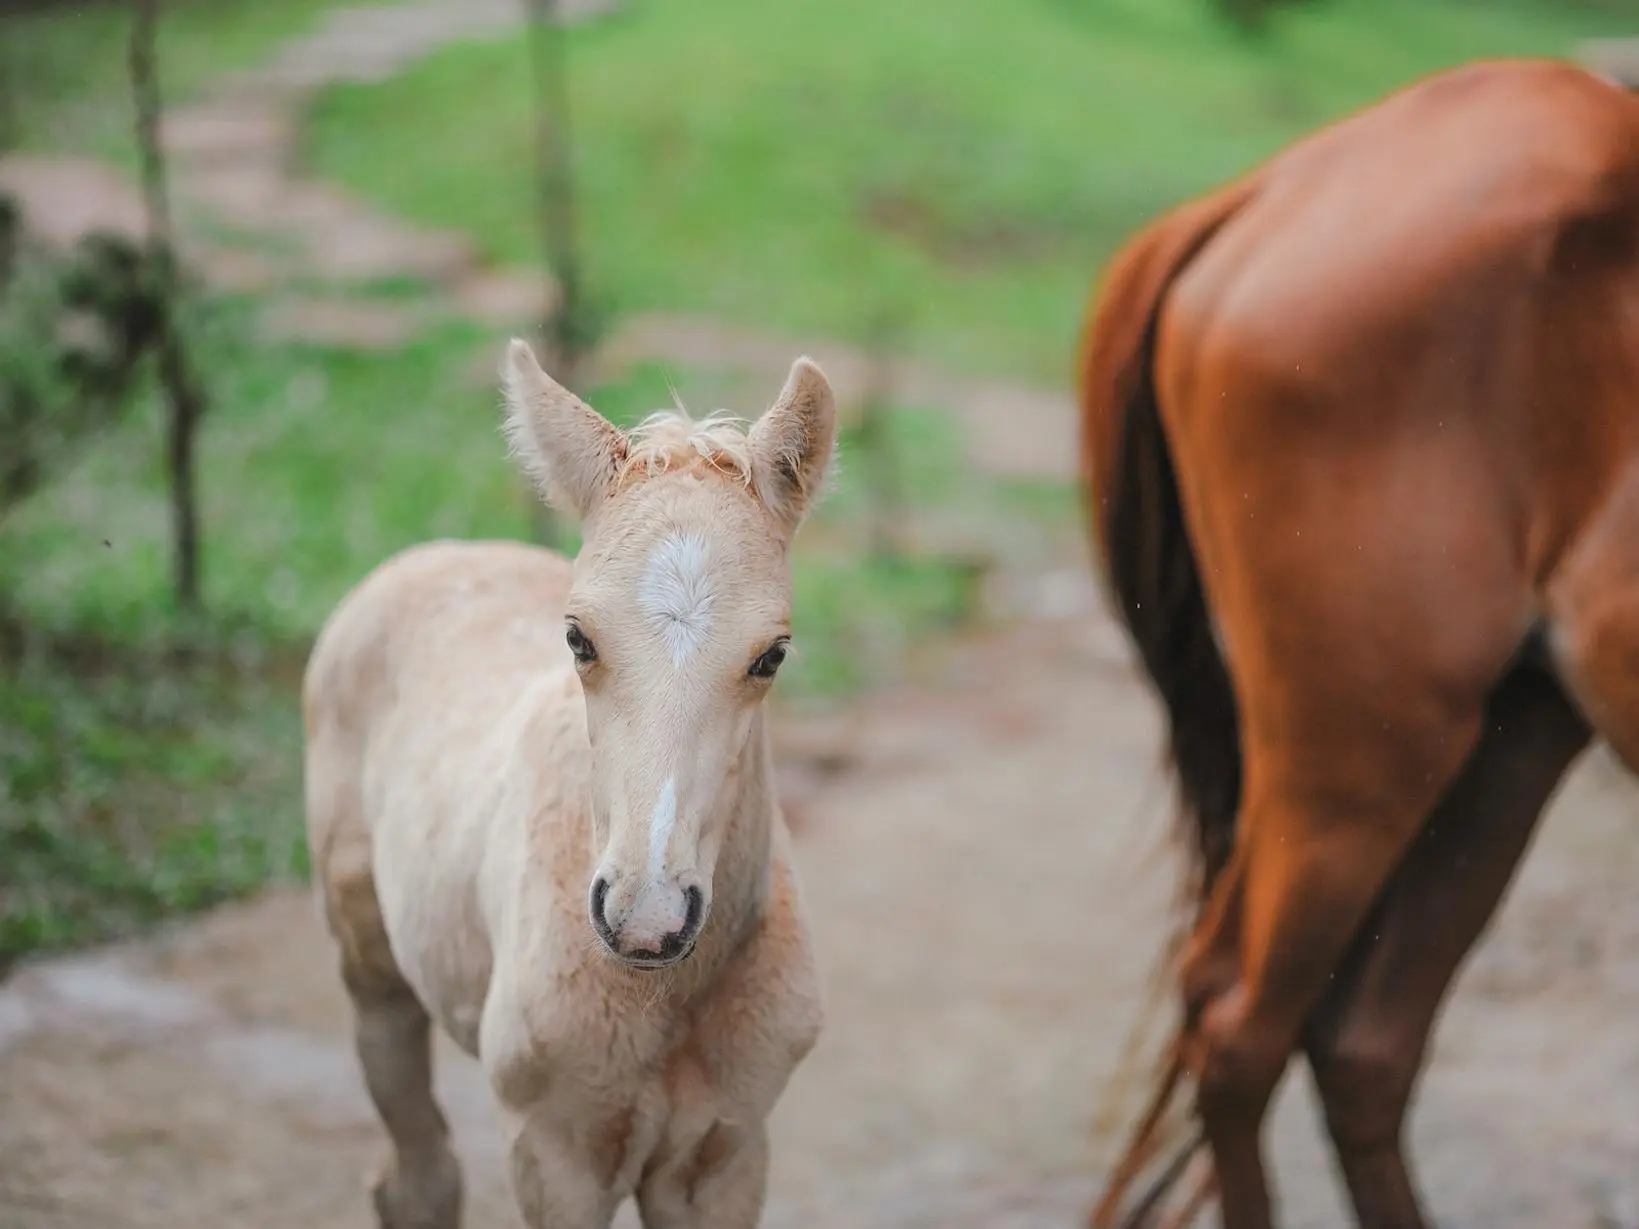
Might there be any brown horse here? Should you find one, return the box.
[1079,59,1639,1229]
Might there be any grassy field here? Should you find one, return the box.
[0,287,1020,966]
[305,0,1617,386]
[5,297,1008,668]
[0,620,305,967]
[0,0,399,160]
[2,0,1621,966]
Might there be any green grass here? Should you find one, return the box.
[0,296,1023,965]
[0,0,396,161]
[7,0,1612,965]
[1,304,526,968]
[7,305,1003,654]
[4,307,524,639]
[304,0,1615,386]
[0,622,306,969]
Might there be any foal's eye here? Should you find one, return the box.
[566,622,597,665]
[748,639,789,680]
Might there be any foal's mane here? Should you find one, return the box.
[621,402,757,487]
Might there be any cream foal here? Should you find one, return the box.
[303,340,833,1229]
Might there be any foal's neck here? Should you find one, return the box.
[707,710,778,948]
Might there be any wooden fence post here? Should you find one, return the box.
[131,0,207,611]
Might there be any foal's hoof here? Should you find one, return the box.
[369,1152,463,1229]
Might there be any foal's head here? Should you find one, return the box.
[502,340,835,969]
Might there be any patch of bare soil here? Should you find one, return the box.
[0,157,147,249]
[1,606,1636,1229]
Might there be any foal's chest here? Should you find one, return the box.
[485,989,753,1193]
[605,1043,739,1197]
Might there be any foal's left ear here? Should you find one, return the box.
[501,338,627,521]
[748,356,836,533]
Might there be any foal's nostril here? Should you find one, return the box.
[589,876,613,940]
[681,885,705,940]
[648,888,706,962]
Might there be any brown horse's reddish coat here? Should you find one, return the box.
[1081,60,1639,1229]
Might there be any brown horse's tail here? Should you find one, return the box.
[1077,178,1256,1227]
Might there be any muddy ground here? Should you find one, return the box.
[1,605,1636,1229]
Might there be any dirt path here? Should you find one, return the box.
[2,603,1637,1229]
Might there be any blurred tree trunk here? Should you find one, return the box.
[1,21,15,288]
[524,0,595,550]
[130,0,206,610]
[0,18,16,154]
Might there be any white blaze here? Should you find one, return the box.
[647,775,678,879]
[638,531,714,666]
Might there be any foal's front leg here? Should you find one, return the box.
[344,969,463,1229]
[506,1111,622,1229]
[637,1123,770,1229]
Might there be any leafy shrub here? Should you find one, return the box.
[0,193,163,520]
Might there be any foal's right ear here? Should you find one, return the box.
[748,356,837,533]
[501,339,627,520]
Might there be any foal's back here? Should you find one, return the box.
[304,538,582,1047]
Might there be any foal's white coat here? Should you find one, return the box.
[304,341,834,1229]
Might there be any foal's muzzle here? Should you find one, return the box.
[589,877,706,969]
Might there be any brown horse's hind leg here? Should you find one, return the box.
[1303,662,1589,1229]
[1178,699,1487,1229]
